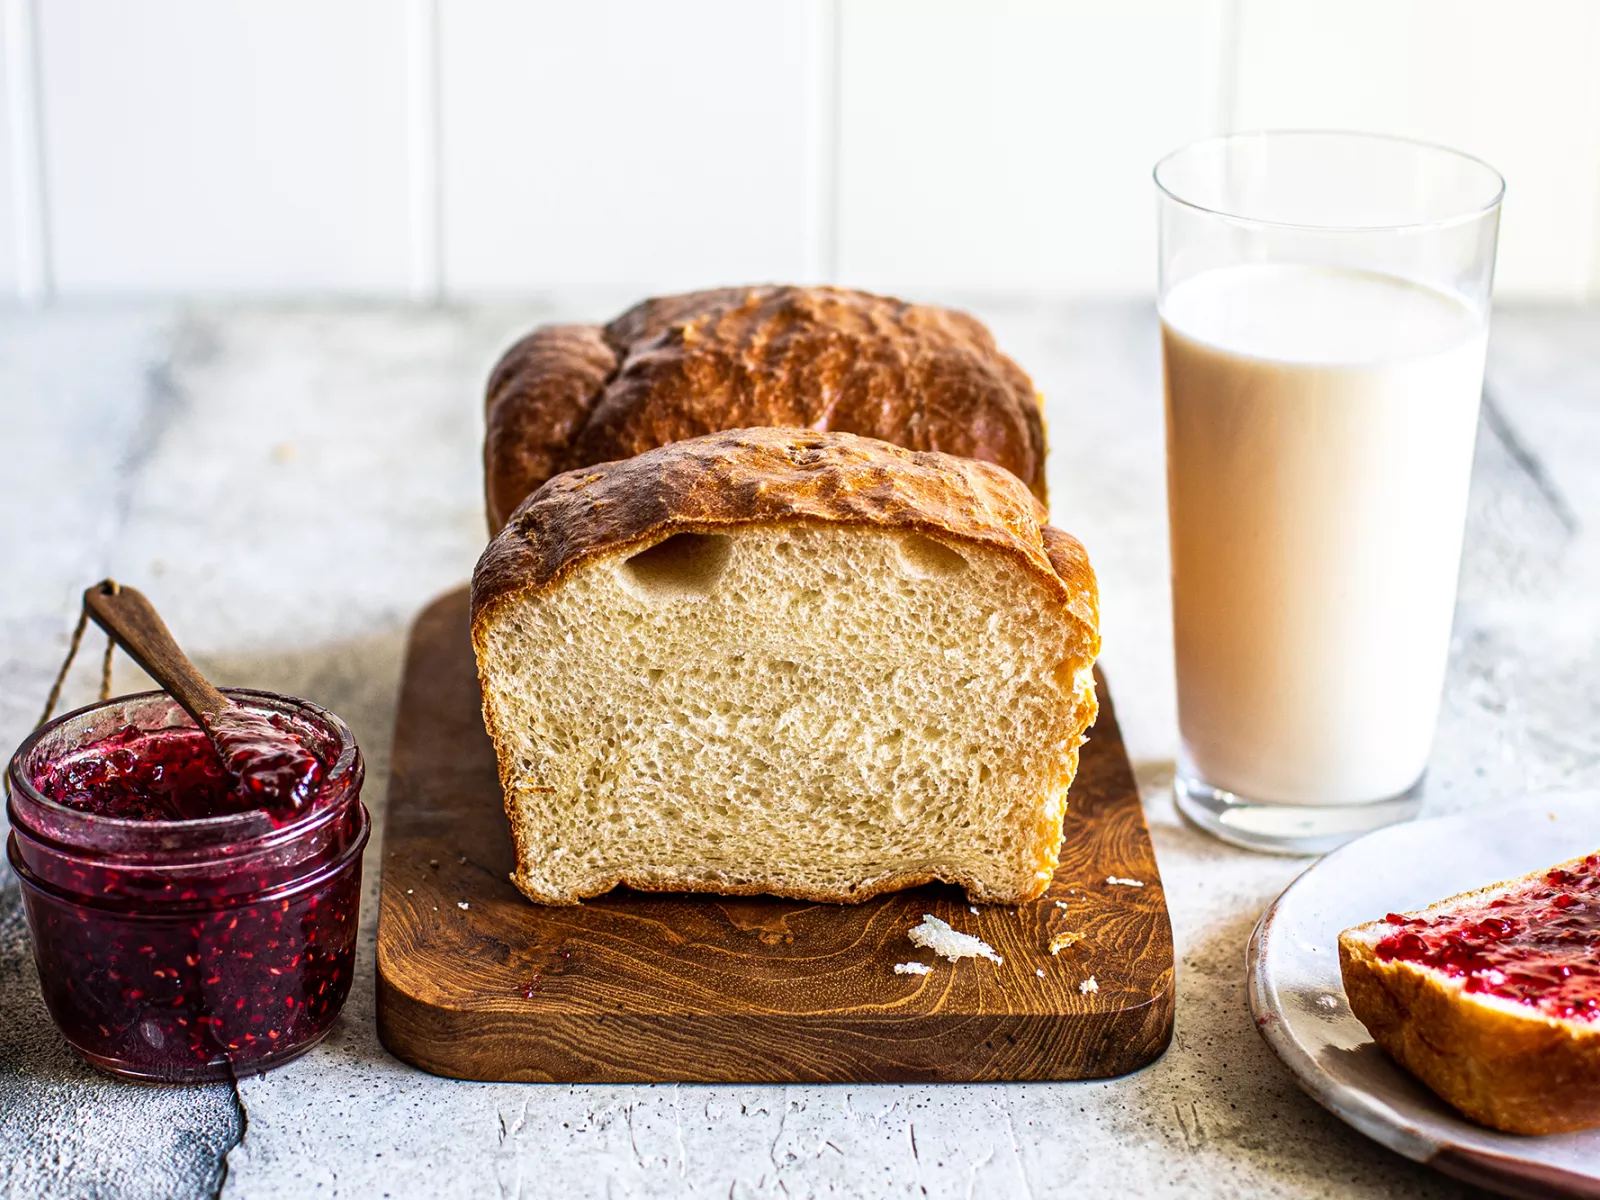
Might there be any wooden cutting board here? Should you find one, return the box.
[374,588,1174,1083]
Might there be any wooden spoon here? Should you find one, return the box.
[83,580,322,808]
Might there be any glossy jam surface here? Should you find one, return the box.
[1376,854,1600,1021]
[210,708,325,809]
[33,717,324,821]
[9,695,366,1082]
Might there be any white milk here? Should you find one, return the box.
[1161,263,1487,805]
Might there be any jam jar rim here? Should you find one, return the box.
[6,687,362,861]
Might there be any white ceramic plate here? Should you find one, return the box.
[1249,795,1600,1199]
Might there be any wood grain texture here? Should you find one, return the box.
[375,588,1174,1083]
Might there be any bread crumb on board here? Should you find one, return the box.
[1035,968,1045,978]
[908,915,1003,965]
[895,962,933,976]
[1106,876,1145,887]
[457,901,470,910]
[1049,932,1082,955]
[969,905,979,915]
[1080,976,1099,994]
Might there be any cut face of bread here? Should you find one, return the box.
[471,428,1099,907]
[478,522,1094,905]
[1339,851,1600,1135]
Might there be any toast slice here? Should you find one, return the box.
[471,428,1099,906]
[1339,851,1600,1134]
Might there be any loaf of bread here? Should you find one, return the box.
[482,285,1047,533]
[471,427,1099,906]
[1339,852,1600,1135]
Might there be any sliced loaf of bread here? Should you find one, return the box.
[471,427,1099,906]
[1339,851,1600,1134]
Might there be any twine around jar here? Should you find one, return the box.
[37,580,120,730]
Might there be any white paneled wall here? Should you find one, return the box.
[835,0,1230,293]
[2,0,1599,302]
[1,0,31,295]
[36,0,414,293]
[1232,0,1600,300]
[439,0,825,292]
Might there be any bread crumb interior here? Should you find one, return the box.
[477,523,1096,903]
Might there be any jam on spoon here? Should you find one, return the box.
[82,581,320,812]
[208,707,323,809]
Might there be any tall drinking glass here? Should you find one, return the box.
[1155,132,1503,854]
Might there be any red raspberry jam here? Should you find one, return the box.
[32,712,323,822]
[7,689,368,1082]
[209,707,325,810]
[1375,853,1600,1022]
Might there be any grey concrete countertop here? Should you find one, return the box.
[1,298,1595,1199]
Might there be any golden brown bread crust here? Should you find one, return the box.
[471,427,1100,907]
[483,285,1049,534]
[483,325,618,534]
[474,427,1093,630]
[1339,858,1600,1136]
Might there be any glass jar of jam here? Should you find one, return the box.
[6,688,368,1082]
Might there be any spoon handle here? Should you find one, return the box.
[82,581,231,724]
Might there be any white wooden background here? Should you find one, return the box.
[2,0,1598,304]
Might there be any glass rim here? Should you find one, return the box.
[1153,129,1506,235]
[7,686,361,844]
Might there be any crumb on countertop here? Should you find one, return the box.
[1080,975,1099,994]
[1106,876,1145,887]
[1049,932,1082,955]
[894,961,933,976]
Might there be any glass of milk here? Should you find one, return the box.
[1155,132,1503,854]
